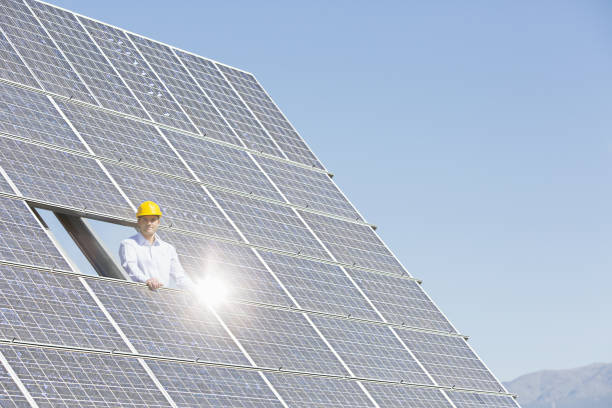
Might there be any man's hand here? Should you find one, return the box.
[145,278,163,290]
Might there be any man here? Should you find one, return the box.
[119,201,194,290]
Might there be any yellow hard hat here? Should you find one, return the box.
[136,201,162,218]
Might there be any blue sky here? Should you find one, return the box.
[46,0,612,381]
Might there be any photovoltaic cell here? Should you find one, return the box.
[176,50,285,158]
[363,384,454,408]
[0,357,29,407]
[448,392,519,408]
[0,25,38,87]
[264,373,374,407]
[105,163,242,241]
[78,16,198,133]
[128,34,246,147]
[0,136,133,218]
[162,129,283,200]
[0,197,70,269]
[217,303,348,375]
[212,189,331,260]
[0,266,129,351]
[87,279,250,364]
[160,230,291,306]
[397,331,503,392]
[348,268,456,332]
[309,316,433,384]
[148,361,284,408]
[0,82,86,151]
[299,210,406,274]
[257,155,362,220]
[0,345,171,407]
[259,251,380,321]
[56,101,192,178]
[218,64,325,170]
[0,0,96,104]
[26,0,148,119]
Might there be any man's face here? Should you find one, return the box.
[137,215,160,237]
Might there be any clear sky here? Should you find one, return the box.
[45,0,612,381]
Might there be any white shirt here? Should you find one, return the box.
[119,232,193,289]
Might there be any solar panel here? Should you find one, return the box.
[148,361,284,407]
[309,315,433,384]
[0,345,171,407]
[257,155,363,220]
[348,267,456,332]
[0,265,128,350]
[258,251,381,320]
[0,82,86,151]
[78,16,198,134]
[56,101,192,178]
[264,374,374,407]
[217,64,325,170]
[26,0,148,119]
[0,24,38,87]
[0,354,29,407]
[86,278,250,364]
[0,0,96,104]
[0,136,133,218]
[160,230,291,306]
[397,331,504,392]
[217,303,348,375]
[104,163,242,240]
[0,198,70,269]
[448,392,519,408]
[299,210,407,274]
[363,383,454,408]
[0,1,519,406]
[175,51,286,158]
[127,34,247,147]
[212,189,331,260]
[162,129,283,200]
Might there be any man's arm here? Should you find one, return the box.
[119,241,149,283]
[169,246,194,289]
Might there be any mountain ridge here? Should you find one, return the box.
[503,362,612,408]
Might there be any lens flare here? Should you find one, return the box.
[196,276,228,306]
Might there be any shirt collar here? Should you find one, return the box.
[134,232,162,246]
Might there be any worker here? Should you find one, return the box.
[119,201,194,290]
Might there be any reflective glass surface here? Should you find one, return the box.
[149,361,284,408]
[448,392,519,408]
[300,211,406,274]
[56,101,191,178]
[176,51,284,158]
[0,82,85,151]
[217,303,348,375]
[212,189,330,260]
[0,345,171,407]
[217,64,324,170]
[310,316,432,384]
[88,279,249,364]
[0,136,132,218]
[0,197,70,269]
[0,25,38,87]
[259,251,380,320]
[348,268,456,332]
[0,0,95,103]
[258,156,362,220]
[0,266,128,350]
[397,331,503,392]
[26,0,148,118]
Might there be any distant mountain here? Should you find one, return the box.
[503,363,612,408]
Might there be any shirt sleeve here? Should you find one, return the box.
[119,240,149,283]
[169,246,194,289]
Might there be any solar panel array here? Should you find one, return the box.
[0,0,520,406]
